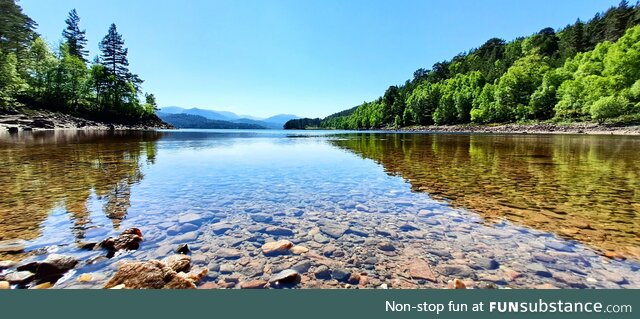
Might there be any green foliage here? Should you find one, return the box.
[590,95,631,121]
[0,1,158,123]
[320,2,640,130]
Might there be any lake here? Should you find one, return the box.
[0,129,638,289]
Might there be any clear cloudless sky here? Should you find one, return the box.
[21,0,621,118]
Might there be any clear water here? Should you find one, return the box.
[0,129,638,289]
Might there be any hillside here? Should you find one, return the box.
[157,113,266,129]
[287,2,640,130]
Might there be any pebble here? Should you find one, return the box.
[220,264,235,274]
[0,281,10,289]
[407,259,437,282]
[261,240,293,256]
[376,242,396,252]
[211,223,234,235]
[172,231,199,243]
[474,257,499,270]
[0,260,16,269]
[216,248,243,259]
[264,226,294,236]
[78,274,94,282]
[0,239,27,253]
[526,263,552,278]
[313,233,330,244]
[436,265,474,278]
[447,278,467,289]
[290,245,309,255]
[4,271,34,285]
[250,214,273,223]
[176,244,190,254]
[292,260,312,273]
[178,213,203,224]
[545,241,574,252]
[314,265,331,279]
[331,268,351,282]
[269,269,301,287]
[320,225,348,239]
[241,279,268,289]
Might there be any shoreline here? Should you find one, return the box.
[0,110,173,132]
[388,123,640,136]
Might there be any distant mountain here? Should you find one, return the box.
[157,112,266,129]
[160,107,300,129]
[264,114,300,124]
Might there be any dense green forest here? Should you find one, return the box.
[286,1,640,130]
[0,0,158,124]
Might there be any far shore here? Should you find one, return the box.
[0,110,173,132]
[387,123,640,136]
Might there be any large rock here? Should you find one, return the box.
[104,260,198,289]
[17,254,79,282]
[269,269,301,287]
[162,254,191,273]
[261,240,293,256]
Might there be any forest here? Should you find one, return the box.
[286,1,640,130]
[0,0,158,124]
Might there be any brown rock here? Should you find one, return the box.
[162,254,191,273]
[447,278,467,289]
[407,259,437,282]
[241,279,268,289]
[290,245,309,255]
[32,282,53,289]
[199,282,220,289]
[99,228,143,252]
[358,275,369,287]
[104,260,197,289]
[0,281,10,289]
[347,273,361,285]
[603,251,626,260]
[376,242,395,252]
[261,240,293,256]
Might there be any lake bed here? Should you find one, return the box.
[0,129,638,289]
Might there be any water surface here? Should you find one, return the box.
[0,129,638,289]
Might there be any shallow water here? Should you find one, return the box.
[0,129,638,289]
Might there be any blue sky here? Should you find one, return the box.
[22,0,620,118]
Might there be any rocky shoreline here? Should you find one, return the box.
[0,110,173,132]
[390,123,640,135]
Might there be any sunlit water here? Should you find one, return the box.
[0,129,638,289]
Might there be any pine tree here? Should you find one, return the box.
[62,9,88,63]
[99,23,130,82]
[0,0,37,57]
